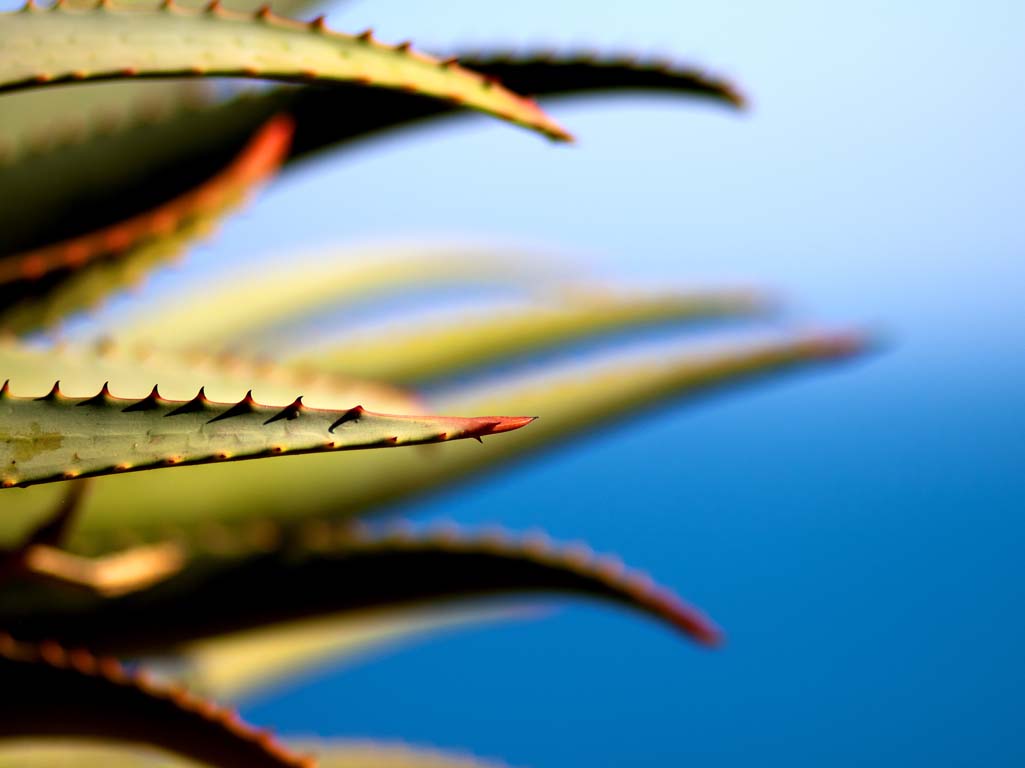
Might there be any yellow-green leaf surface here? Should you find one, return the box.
[0,636,309,768]
[0,2,570,141]
[0,50,739,254]
[178,604,534,701]
[0,337,420,412]
[103,246,557,353]
[0,740,506,768]
[0,116,292,333]
[0,333,864,549]
[293,289,768,385]
[0,383,533,488]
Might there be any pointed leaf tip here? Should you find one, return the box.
[485,415,538,434]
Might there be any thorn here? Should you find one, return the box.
[77,382,112,407]
[207,390,258,423]
[356,28,374,42]
[205,0,221,11]
[165,387,210,417]
[327,405,364,433]
[0,380,9,399]
[396,40,413,52]
[35,382,62,402]
[308,14,326,30]
[255,3,272,18]
[440,56,459,68]
[122,385,162,413]
[263,396,304,425]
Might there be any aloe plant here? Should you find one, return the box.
[0,2,867,765]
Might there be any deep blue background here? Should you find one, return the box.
[58,0,1025,765]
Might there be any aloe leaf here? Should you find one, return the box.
[0,635,311,768]
[0,381,533,488]
[0,116,292,334]
[0,522,718,655]
[293,289,768,386]
[0,3,570,142]
[0,739,505,768]
[180,604,534,701]
[0,337,421,413]
[0,333,864,549]
[0,84,249,256]
[105,246,553,353]
[1,51,738,256]
[0,115,291,288]
[0,217,213,335]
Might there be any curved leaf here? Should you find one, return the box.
[180,604,535,701]
[0,523,719,654]
[104,246,554,354]
[0,3,569,141]
[0,115,292,287]
[293,289,768,385]
[0,383,533,488]
[0,739,507,768]
[0,635,311,768]
[0,115,292,333]
[1,51,739,255]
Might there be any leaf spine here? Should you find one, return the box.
[76,382,113,407]
[165,387,210,417]
[207,390,258,423]
[35,381,62,402]
[122,385,163,412]
[263,396,304,425]
[327,405,364,433]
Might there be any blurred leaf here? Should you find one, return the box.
[104,246,556,355]
[294,288,768,386]
[0,522,716,658]
[178,604,534,702]
[0,116,292,333]
[0,739,508,768]
[0,336,419,412]
[0,635,308,768]
[1,51,739,255]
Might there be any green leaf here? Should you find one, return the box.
[0,334,420,413]
[0,522,718,655]
[0,3,569,140]
[0,635,310,768]
[0,50,739,255]
[178,604,534,702]
[292,289,768,385]
[103,246,555,354]
[0,382,533,488]
[0,333,864,549]
[0,116,292,333]
[0,739,506,768]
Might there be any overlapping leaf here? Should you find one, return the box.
[0,522,719,654]
[0,115,292,333]
[0,3,568,139]
[1,50,737,257]
[0,634,310,768]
